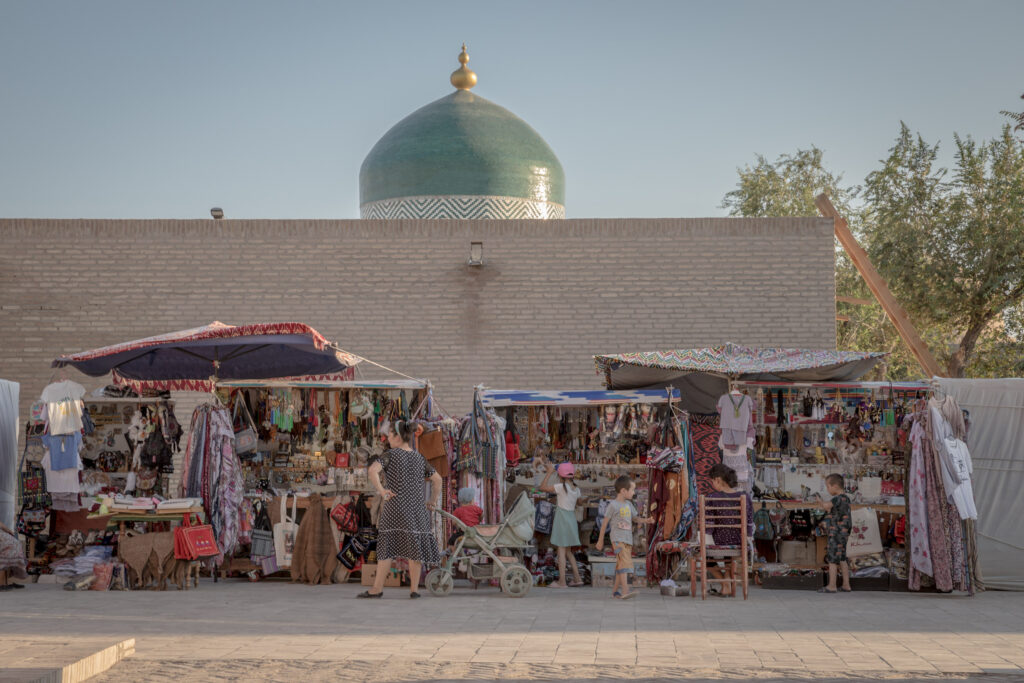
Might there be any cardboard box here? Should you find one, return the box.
[778,539,817,567]
[360,563,403,587]
[815,535,827,565]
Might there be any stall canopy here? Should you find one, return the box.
[481,388,679,408]
[595,343,887,413]
[937,378,1024,591]
[52,321,362,392]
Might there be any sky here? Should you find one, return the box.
[1,1,1021,220]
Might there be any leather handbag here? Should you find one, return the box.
[417,428,448,476]
[174,513,220,560]
[274,493,298,568]
[233,397,258,455]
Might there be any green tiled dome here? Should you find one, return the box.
[359,90,565,215]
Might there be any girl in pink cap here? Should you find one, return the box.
[540,461,584,587]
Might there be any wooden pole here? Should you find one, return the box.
[816,193,945,378]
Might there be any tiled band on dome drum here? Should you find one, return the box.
[360,195,566,220]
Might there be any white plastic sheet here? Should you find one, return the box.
[937,378,1024,591]
[0,380,19,529]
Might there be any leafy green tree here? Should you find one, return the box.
[865,124,1024,376]
[723,126,1024,379]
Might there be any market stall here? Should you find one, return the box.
[478,387,688,588]
[594,345,982,594]
[215,377,432,582]
[16,321,362,590]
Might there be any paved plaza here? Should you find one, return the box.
[2,580,1024,681]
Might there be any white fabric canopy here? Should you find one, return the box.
[0,380,19,530]
[937,378,1024,591]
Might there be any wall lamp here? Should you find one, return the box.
[210,207,224,219]
[467,241,484,266]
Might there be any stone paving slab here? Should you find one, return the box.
[1,580,1023,680]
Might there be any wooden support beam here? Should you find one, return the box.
[816,194,945,378]
[835,315,851,322]
[836,295,874,306]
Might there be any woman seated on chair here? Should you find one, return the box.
[706,463,753,597]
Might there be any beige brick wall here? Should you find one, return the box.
[0,217,836,423]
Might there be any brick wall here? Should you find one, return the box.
[0,217,836,423]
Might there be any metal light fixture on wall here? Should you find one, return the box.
[210,207,224,219]
[467,241,484,266]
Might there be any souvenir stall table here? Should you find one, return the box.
[594,346,982,594]
[17,382,188,588]
[480,388,683,588]
[215,377,430,581]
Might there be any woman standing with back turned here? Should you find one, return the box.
[358,420,442,598]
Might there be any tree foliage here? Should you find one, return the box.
[723,125,1024,379]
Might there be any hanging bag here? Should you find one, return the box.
[249,501,276,559]
[847,506,884,557]
[330,502,359,534]
[534,499,554,535]
[233,395,259,455]
[174,512,220,560]
[274,493,299,568]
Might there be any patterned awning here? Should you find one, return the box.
[54,321,363,390]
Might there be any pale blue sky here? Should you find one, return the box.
[1,1,1020,219]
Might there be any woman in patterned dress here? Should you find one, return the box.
[358,420,442,598]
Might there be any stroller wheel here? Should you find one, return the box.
[500,564,532,598]
[425,568,454,597]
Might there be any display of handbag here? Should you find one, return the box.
[769,501,793,537]
[534,499,554,535]
[274,493,299,568]
[330,502,359,534]
[233,396,259,455]
[249,501,275,559]
[847,506,884,557]
[174,512,220,560]
[753,503,775,540]
[140,428,172,469]
[19,440,50,507]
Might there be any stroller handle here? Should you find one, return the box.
[431,506,469,532]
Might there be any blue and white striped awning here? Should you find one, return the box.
[480,388,679,408]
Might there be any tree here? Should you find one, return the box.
[864,124,1024,376]
[723,127,1024,379]
[1000,92,1024,132]
[721,147,927,380]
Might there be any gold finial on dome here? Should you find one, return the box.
[450,43,477,90]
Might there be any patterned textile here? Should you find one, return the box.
[595,343,886,383]
[53,321,361,392]
[690,421,722,498]
[908,421,933,577]
[181,403,244,565]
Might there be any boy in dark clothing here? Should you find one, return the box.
[820,473,853,593]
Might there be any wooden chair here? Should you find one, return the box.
[688,494,749,600]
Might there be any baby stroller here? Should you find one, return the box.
[425,491,536,598]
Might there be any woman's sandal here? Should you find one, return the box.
[356,590,383,599]
[409,592,422,599]
[817,587,837,594]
